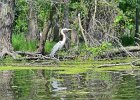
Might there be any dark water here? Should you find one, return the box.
[0,68,140,100]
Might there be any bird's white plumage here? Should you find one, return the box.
[49,28,71,57]
[49,41,64,57]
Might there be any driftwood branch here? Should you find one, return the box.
[15,51,76,61]
[78,13,88,47]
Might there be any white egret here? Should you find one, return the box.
[50,28,72,57]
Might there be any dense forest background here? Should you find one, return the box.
[0,0,140,58]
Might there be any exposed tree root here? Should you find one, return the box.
[0,50,17,59]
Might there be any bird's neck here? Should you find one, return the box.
[61,31,66,43]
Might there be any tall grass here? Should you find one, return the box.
[44,40,55,53]
[12,34,38,51]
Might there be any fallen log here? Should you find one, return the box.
[96,46,140,59]
[15,51,42,56]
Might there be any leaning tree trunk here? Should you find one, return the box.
[37,4,55,54]
[0,2,16,58]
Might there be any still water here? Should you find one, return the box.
[0,65,140,100]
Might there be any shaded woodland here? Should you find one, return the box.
[0,0,140,60]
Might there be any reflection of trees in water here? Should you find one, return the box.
[10,69,52,100]
[2,69,140,100]
[135,70,140,99]
[10,69,58,100]
[0,71,13,100]
[52,73,88,99]
[11,70,34,100]
[53,71,139,100]
[85,71,114,100]
[114,70,140,100]
[52,72,112,99]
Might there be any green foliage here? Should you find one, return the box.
[36,0,51,31]
[13,0,28,34]
[114,0,137,46]
[120,35,134,46]
[11,0,139,55]
[12,34,38,51]
[70,0,88,16]
[114,15,123,23]
[117,0,136,29]
[114,11,134,31]
[13,0,50,34]
[114,0,136,46]
[1,56,15,64]
[44,41,56,53]
[87,42,112,56]
[119,0,136,12]
[78,42,112,58]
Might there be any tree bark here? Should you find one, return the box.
[63,0,70,49]
[37,21,51,54]
[0,1,16,58]
[27,0,38,40]
[53,14,60,42]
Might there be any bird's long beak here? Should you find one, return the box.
[67,29,72,31]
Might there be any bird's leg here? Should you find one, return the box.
[56,53,60,60]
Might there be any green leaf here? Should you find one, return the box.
[127,24,133,30]
[114,15,123,23]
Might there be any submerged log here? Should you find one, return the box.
[97,63,131,68]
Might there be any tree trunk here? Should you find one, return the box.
[135,0,139,45]
[27,0,38,40]
[37,21,51,54]
[71,29,79,47]
[37,4,55,54]
[0,1,16,58]
[63,0,70,49]
[53,14,59,42]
